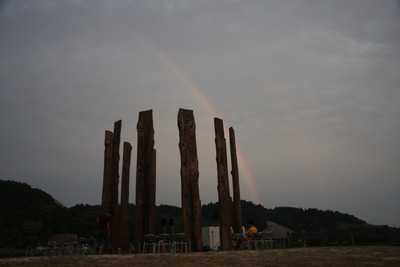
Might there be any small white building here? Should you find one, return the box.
[202,226,220,251]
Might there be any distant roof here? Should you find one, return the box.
[262,220,293,239]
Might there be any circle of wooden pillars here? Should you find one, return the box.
[100,109,243,253]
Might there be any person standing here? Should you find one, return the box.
[96,210,113,254]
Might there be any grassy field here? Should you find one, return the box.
[1,246,399,267]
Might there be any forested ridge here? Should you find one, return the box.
[1,180,399,248]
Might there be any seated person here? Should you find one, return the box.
[232,231,244,249]
[243,220,257,240]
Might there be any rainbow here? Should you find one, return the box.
[141,40,220,118]
[140,37,261,204]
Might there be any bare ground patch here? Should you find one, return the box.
[1,246,399,267]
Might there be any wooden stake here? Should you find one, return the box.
[101,130,113,214]
[229,127,243,235]
[214,118,232,251]
[135,110,156,244]
[120,142,132,254]
[178,108,203,252]
[110,120,122,253]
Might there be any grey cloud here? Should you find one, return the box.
[1,0,399,226]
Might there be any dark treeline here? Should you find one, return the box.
[1,180,399,248]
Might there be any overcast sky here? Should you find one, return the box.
[1,0,399,227]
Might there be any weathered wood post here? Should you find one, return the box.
[135,110,156,244]
[101,130,113,214]
[110,120,122,253]
[214,118,232,251]
[177,108,203,252]
[229,127,243,234]
[120,142,132,254]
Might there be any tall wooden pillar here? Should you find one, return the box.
[120,142,132,254]
[101,130,113,214]
[110,120,122,253]
[214,118,232,251]
[148,145,156,236]
[177,108,203,252]
[135,110,156,244]
[229,127,242,234]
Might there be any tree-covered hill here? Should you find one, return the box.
[1,180,399,249]
[202,200,366,232]
[0,180,68,247]
[201,201,400,246]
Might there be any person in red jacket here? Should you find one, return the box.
[96,210,113,254]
